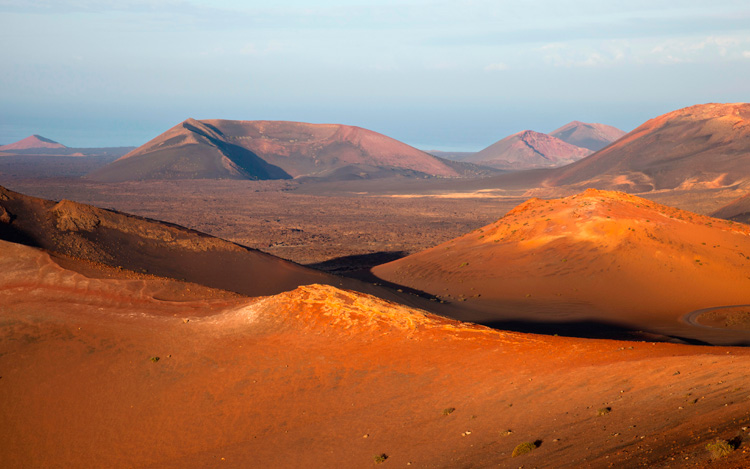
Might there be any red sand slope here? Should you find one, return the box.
[2,239,750,468]
[550,121,626,151]
[466,130,592,170]
[373,189,750,344]
[545,103,750,192]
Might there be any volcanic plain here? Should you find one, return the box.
[3,102,750,467]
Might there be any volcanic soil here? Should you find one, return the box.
[3,239,750,468]
[372,189,750,345]
[0,178,521,268]
[0,184,335,298]
[3,102,750,467]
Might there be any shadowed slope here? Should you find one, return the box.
[545,103,750,192]
[373,189,750,344]
[2,239,750,468]
[0,184,333,297]
[202,119,462,178]
[550,121,626,151]
[89,119,462,181]
[88,119,291,182]
[465,130,592,170]
[713,192,750,224]
[0,184,466,311]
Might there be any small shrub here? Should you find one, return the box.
[706,439,734,459]
[597,407,611,416]
[150,356,160,363]
[443,407,455,416]
[511,441,537,457]
[459,262,469,268]
[374,453,388,464]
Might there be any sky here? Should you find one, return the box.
[1,0,749,150]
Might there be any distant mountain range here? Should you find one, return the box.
[549,121,626,151]
[1,120,626,180]
[0,134,133,157]
[465,129,593,170]
[88,119,493,182]
[0,134,67,151]
[544,103,750,192]
[6,103,750,194]
[429,121,626,170]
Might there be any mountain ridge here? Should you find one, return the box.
[465,129,592,170]
[550,120,626,151]
[544,103,750,192]
[0,134,67,151]
[90,119,465,182]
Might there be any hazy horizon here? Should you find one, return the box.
[2,1,749,150]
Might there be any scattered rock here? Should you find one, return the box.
[51,200,101,232]
[0,205,12,224]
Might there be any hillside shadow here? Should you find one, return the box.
[306,251,408,275]
[0,220,41,248]
[315,254,730,345]
[183,120,291,180]
[481,318,717,345]
[221,142,292,180]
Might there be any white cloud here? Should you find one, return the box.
[239,41,283,56]
[649,35,750,63]
[425,61,459,71]
[484,62,508,71]
[0,0,190,13]
[537,41,630,68]
[539,42,565,51]
[532,34,750,69]
[580,53,604,67]
[660,55,689,65]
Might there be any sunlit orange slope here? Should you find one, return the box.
[373,189,750,341]
[3,239,750,468]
